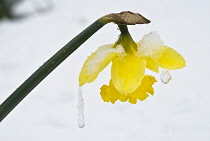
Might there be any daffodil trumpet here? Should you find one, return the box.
[79,25,186,104]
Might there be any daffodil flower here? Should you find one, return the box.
[79,26,186,104]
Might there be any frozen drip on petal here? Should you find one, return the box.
[77,87,85,128]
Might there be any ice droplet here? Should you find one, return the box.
[77,86,85,128]
[160,70,172,84]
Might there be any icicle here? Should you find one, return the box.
[77,86,85,128]
[160,70,172,84]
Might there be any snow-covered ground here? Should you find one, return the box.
[0,0,210,140]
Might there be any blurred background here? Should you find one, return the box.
[0,0,210,140]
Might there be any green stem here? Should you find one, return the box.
[118,24,129,34]
[0,17,110,122]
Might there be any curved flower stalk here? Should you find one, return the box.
[0,11,151,122]
[79,25,186,104]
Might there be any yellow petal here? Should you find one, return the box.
[118,94,128,102]
[100,80,123,104]
[145,57,159,73]
[156,45,186,70]
[100,75,156,104]
[79,44,117,86]
[128,96,137,104]
[111,54,146,94]
[129,75,156,102]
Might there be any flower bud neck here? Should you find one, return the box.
[115,25,137,54]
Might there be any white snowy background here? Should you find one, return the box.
[0,0,210,140]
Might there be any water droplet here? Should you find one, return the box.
[77,86,85,128]
[160,70,172,84]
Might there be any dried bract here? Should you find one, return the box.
[104,11,150,25]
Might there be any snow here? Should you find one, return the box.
[84,44,125,76]
[1,0,210,141]
[85,44,124,75]
[85,44,114,75]
[138,31,164,57]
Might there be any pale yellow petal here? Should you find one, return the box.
[79,44,117,86]
[145,57,159,73]
[111,54,146,94]
[156,45,186,70]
